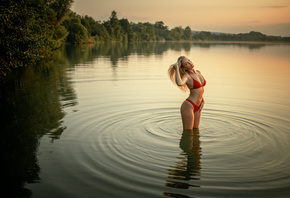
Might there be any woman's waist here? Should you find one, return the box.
[187,95,203,105]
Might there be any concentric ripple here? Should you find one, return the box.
[35,97,290,198]
[27,43,290,198]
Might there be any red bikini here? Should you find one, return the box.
[188,74,206,90]
[186,74,206,112]
[186,98,201,112]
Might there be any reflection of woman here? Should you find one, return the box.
[165,129,201,192]
[168,56,206,129]
[179,129,201,177]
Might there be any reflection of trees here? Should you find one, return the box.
[64,41,267,69]
[164,129,201,198]
[0,48,77,197]
[191,42,266,50]
[57,41,270,70]
[63,42,193,67]
[63,44,96,66]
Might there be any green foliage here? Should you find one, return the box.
[192,31,212,41]
[103,21,115,41]
[74,10,290,44]
[119,19,134,42]
[109,10,123,42]
[141,23,156,41]
[75,11,194,43]
[183,26,192,40]
[81,17,92,36]
[131,22,156,41]
[53,25,69,41]
[62,17,88,44]
[0,0,73,77]
[195,31,290,42]
[49,0,74,25]
[168,26,184,41]
[154,21,170,41]
[95,23,111,41]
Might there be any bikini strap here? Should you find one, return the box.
[188,74,195,90]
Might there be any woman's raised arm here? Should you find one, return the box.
[174,63,188,86]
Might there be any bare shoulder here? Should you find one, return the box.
[182,73,191,80]
[181,72,189,77]
[196,70,201,74]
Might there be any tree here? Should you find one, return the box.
[94,23,111,42]
[119,19,134,42]
[49,0,74,26]
[192,31,212,41]
[109,10,123,41]
[80,16,92,36]
[62,18,88,44]
[141,23,156,41]
[0,0,73,77]
[168,26,184,41]
[183,26,192,40]
[154,21,169,41]
[103,21,115,41]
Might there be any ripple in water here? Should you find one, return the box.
[38,98,290,198]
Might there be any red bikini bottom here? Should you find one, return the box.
[186,99,201,112]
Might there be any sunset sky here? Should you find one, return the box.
[71,0,290,36]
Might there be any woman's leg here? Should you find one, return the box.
[193,110,201,128]
[180,101,194,130]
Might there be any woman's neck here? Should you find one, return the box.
[188,69,196,74]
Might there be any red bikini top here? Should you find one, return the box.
[188,74,206,90]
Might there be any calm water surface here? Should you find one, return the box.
[1,42,290,198]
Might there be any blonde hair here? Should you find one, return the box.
[168,56,188,92]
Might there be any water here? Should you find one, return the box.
[1,42,290,198]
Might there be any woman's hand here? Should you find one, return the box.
[173,62,179,69]
[198,99,205,112]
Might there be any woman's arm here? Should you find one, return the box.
[174,64,188,86]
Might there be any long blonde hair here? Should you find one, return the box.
[168,56,188,92]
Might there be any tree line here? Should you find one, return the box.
[1,0,74,77]
[192,31,290,42]
[1,0,289,78]
[63,10,290,44]
[0,0,193,77]
[63,10,193,43]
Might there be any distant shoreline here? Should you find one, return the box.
[158,40,290,45]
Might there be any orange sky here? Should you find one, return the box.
[71,0,290,36]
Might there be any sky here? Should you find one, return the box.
[71,0,290,36]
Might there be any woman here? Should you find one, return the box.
[168,56,206,129]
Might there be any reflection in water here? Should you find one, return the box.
[193,42,268,50]
[63,42,193,67]
[63,42,271,69]
[0,49,77,197]
[164,129,201,198]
